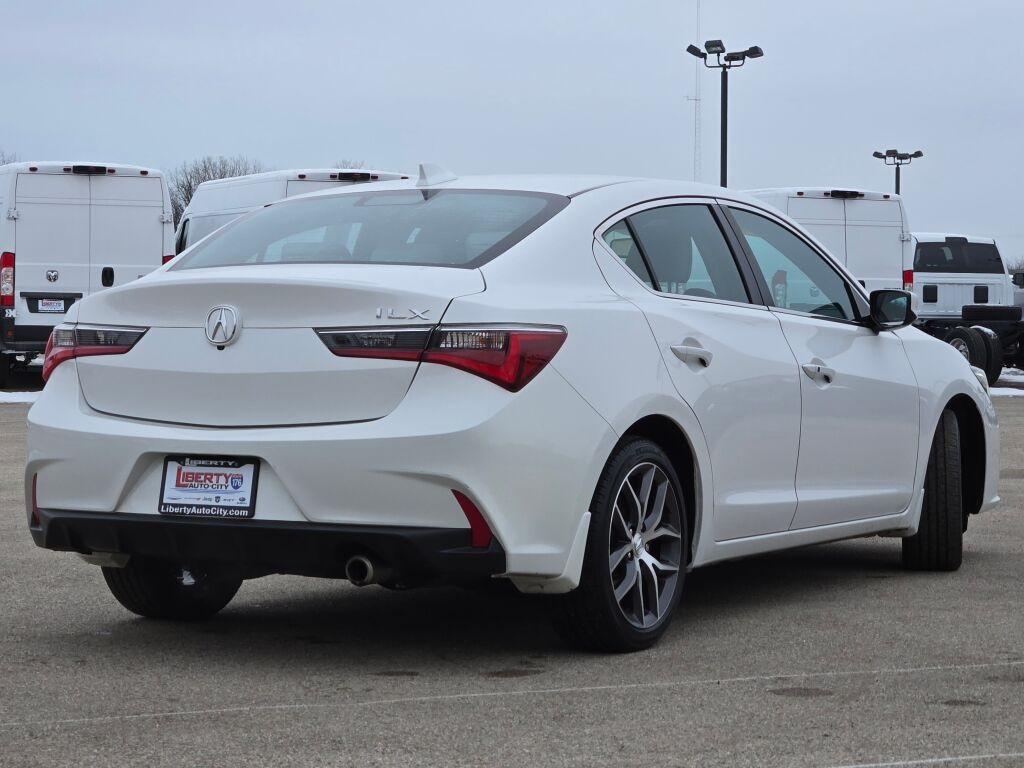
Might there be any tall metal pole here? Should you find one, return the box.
[720,66,728,187]
[895,164,901,195]
[692,0,701,182]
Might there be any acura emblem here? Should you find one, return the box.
[46,270,59,283]
[205,306,239,346]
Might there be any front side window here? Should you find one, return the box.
[626,205,749,303]
[174,189,569,270]
[730,208,856,321]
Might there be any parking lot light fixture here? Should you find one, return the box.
[872,148,924,195]
[686,39,765,187]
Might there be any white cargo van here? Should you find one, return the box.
[175,169,406,254]
[0,162,174,384]
[747,187,912,294]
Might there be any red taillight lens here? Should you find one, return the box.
[422,326,566,392]
[452,490,493,548]
[903,269,914,291]
[0,251,14,307]
[162,255,175,265]
[316,324,566,392]
[42,323,147,382]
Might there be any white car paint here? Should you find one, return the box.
[0,161,174,361]
[25,174,1000,598]
[174,168,406,254]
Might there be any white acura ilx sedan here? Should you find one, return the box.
[25,168,999,651]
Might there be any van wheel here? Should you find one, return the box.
[551,438,687,652]
[102,557,243,620]
[944,327,988,370]
[971,326,1004,386]
[902,410,963,571]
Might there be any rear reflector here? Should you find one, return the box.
[452,490,493,548]
[903,269,914,291]
[30,474,40,528]
[0,252,13,307]
[72,165,107,175]
[42,323,147,381]
[316,324,567,392]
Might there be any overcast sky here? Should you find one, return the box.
[5,0,1023,257]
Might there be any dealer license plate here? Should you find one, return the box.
[38,299,65,313]
[158,456,260,518]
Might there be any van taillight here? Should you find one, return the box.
[316,324,567,392]
[0,252,13,307]
[903,269,914,291]
[162,255,175,265]
[42,323,148,381]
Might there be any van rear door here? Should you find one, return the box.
[786,196,846,264]
[13,172,90,324]
[89,175,165,291]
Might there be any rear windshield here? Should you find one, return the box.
[914,241,1004,274]
[173,189,569,270]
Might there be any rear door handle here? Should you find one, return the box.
[671,344,713,368]
[802,363,836,385]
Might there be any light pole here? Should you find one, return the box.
[872,149,923,195]
[687,39,763,188]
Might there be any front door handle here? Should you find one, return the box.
[671,344,713,368]
[802,363,836,385]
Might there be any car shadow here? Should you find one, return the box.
[96,538,906,661]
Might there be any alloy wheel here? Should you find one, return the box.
[608,462,683,629]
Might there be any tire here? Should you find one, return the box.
[102,556,242,620]
[551,438,688,652]
[972,326,1004,386]
[902,410,963,571]
[943,327,988,370]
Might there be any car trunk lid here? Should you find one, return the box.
[74,264,484,426]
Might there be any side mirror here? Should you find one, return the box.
[869,289,916,331]
[1012,272,1024,288]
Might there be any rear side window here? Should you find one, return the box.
[626,205,749,303]
[914,241,1004,274]
[174,189,569,270]
[602,221,653,288]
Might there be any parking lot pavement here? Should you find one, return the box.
[1,402,1022,768]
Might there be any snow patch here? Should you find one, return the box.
[0,390,39,404]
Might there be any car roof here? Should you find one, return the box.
[914,232,997,244]
[285,172,759,204]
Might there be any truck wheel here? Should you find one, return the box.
[902,410,963,571]
[550,438,688,652]
[971,326,1004,386]
[943,327,988,370]
[102,557,242,620]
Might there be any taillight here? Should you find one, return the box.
[903,269,914,291]
[162,255,175,265]
[1,252,14,307]
[42,323,147,382]
[317,326,433,361]
[316,324,566,392]
[423,326,567,392]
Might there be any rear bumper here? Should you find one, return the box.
[30,508,505,583]
[1,323,51,355]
